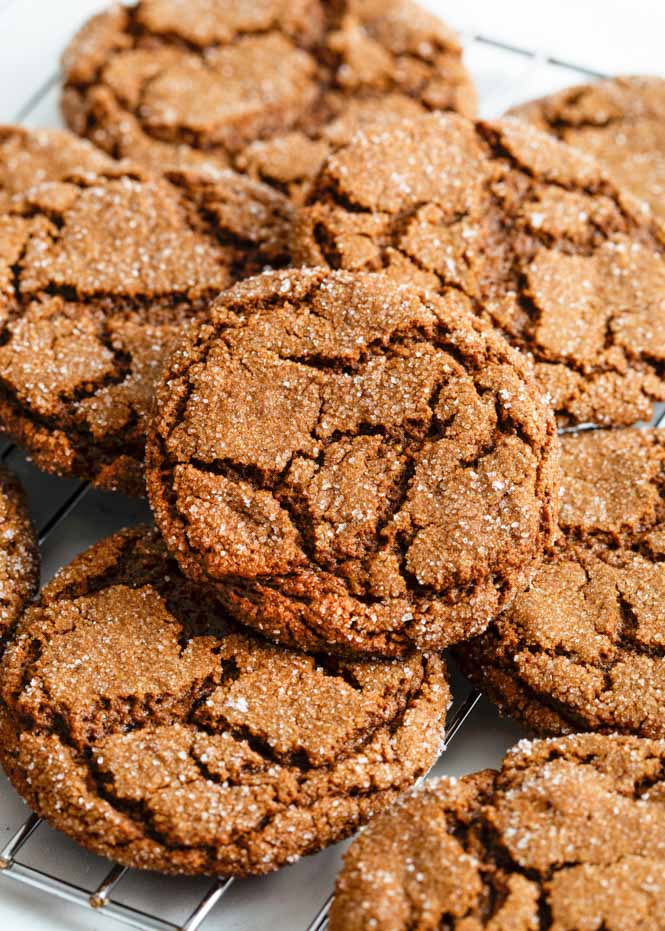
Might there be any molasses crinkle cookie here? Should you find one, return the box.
[0,525,450,876]
[61,0,476,200]
[293,113,665,426]
[457,427,665,738]
[509,76,665,225]
[0,125,117,208]
[329,733,665,931]
[0,125,291,495]
[0,467,38,637]
[147,268,558,657]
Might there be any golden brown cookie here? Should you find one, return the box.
[293,113,665,427]
[0,524,450,876]
[61,0,476,201]
[0,126,118,209]
[509,76,665,226]
[329,732,665,931]
[0,467,38,637]
[0,125,291,495]
[146,267,559,657]
[456,427,665,738]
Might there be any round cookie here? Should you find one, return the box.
[0,467,38,637]
[509,76,665,226]
[293,112,665,427]
[0,125,291,495]
[147,267,559,657]
[329,732,665,931]
[0,525,450,877]
[61,0,476,202]
[456,427,665,738]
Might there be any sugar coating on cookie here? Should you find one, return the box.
[457,427,665,738]
[0,467,38,636]
[0,525,449,876]
[329,732,665,931]
[0,126,291,495]
[509,76,665,225]
[147,267,559,656]
[61,0,476,201]
[293,112,665,427]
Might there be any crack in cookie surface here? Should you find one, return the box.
[146,267,559,656]
[509,76,665,227]
[329,733,665,931]
[0,126,292,494]
[457,427,665,738]
[60,0,476,202]
[0,524,450,876]
[293,113,665,426]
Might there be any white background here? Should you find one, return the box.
[0,2,664,929]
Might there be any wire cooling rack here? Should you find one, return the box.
[0,8,649,930]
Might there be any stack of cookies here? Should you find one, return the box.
[0,2,665,927]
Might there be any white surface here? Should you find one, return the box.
[451,0,665,74]
[0,2,663,930]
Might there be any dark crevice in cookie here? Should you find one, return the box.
[168,325,538,580]
[0,137,294,493]
[299,117,665,428]
[311,653,364,691]
[62,0,474,193]
[458,556,665,739]
[147,268,557,654]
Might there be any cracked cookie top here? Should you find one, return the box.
[0,125,291,495]
[0,126,119,208]
[293,113,665,427]
[329,732,665,931]
[61,0,475,202]
[0,524,449,876]
[456,427,665,738]
[0,467,38,637]
[146,267,559,657]
[509,76,665,226]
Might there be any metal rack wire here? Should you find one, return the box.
[0,24,632,931]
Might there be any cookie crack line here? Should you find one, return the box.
[162,351,541,601]
[0,663,437,859]
[330,735,665,931]
[296,114,665,429]
[0,375,144,463]
[61,0,475,195]
[147,274,558,657]
[0,130,298,494]
[1,588,432,773]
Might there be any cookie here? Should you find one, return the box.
[456,427,665,738]
[509,76,665,225]
[0,126,119,208]
[61,0,476,202]
[293,113,665,427]
[146,267,559,657]
[0,125,291,495]
[329,732,665,931]
[0,467,38,637]
[0,524,449,876]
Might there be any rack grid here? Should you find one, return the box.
[0,12,646,931]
